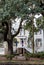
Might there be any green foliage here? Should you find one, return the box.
[24,52,44,58]
[36,17,44,29]
[13,38,17,43]
[35,52,44,58]
[5,53,19,60]
[5,54,15,60]
[13,38,19,43]
[0,0,43,21]
[0,0,29,21]
[0,0,44,32]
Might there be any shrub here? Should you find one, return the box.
[37,52,44,58]
[5,54,15,60]
[5,53,19,60]
[24,52,44,58]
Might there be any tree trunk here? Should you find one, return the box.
[7,39,13,55]
[32,24,34,54]
[32,32,34,54]
[3,21,13,55]
[7,20,13,55]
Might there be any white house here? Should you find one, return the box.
[13,27,29,54]
[14,13,44,53]
[28,13,44,53]
[15,28,44,53]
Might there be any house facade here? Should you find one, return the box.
[34,29,44,52]
[16,28,44,53]
[0,27,44,55]
[14,27,29,54]
[28,29,44,53]
[13,13,44,53]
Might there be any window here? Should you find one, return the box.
[36,39,42,48]
[20,28,25,35]
[20,29,22,35]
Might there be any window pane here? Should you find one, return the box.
[36,39,42,48]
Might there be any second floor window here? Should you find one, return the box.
[36,39,42,48]
[20,28,25,36]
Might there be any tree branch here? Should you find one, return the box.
[12,19,23,38]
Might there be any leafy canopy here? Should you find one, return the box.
[0,0,43,21]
